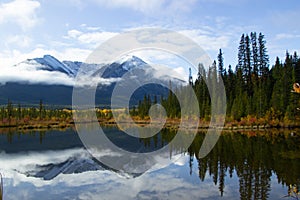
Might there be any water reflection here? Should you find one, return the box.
[0,127,299,200]
[188,130,300,200]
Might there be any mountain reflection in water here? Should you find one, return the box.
[0,127,299,200]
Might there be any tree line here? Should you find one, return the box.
[134,32,300,125]
[0,99,72,126]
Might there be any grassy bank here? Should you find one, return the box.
[1,114,300,131]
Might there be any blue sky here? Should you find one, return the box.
[0,0,300,70]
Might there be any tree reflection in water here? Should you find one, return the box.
[1,127,299,199]
[161,129,300,200]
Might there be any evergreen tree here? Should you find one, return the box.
[244,34,252,78]
[218,49,225,79]
[251,32,259,86]
[238,34,245,72]
[17,103,22,121]
[153,95,158,104]
[232,66,246,119]
[1,107,4,122]
[292,51,300,82]
[257,32,270,117]
[270,57,284,115]
[195,63,209,118]
[226,65,235,115]
[286,65,297,120]
[282,52,293,112]
[244,34,253,96]
[207,61,218,119]
[7,99,13,125]
[258,33,269,77]
[134,32,299,124]
[39,99,43,120]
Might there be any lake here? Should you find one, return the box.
[0,127,299,200]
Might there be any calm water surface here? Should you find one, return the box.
[0,127,299,200]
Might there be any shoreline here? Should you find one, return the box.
[0,118,300,132]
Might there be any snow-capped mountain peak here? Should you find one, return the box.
[2,54,186,106]
[100,55,148,78]
[33,55,74,75]
[115,55,147,71]
[11,54,186,86]
[14,55,148,79]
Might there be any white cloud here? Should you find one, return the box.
[5,35,32,48]
[0,26,231,86]
[1,26,230,69]
[0,148,238,200]
[0,47,92,68]
[60,48,92,61]
[0,0,41,30]
[165,0,196,13]
[0,46,90,85]
[179,29,230,51]
[67,29,83,39]
[91,0,196,15]
[0,54,121,86]
[197,0,248,5]
[86,26,101,31]
[0,47,125,86]
[275,33,300,40]
[66,29,118,48]
[268,10,300,31]
[77,32,119,46]
[127,50,192,81]
[149,64,188,82]
[92,0,163,13]
[0,62,76,86]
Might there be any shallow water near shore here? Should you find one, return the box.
[0,127,299,200]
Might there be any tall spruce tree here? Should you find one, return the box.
[195,63,210,118]
[238,34,245,75]
[226,65,235,115]
[231,65,246,119]
[270,57,284,115]
[218,49,225,78]
[258,32,270,116]
[251,32,259,84]
[209,61,218,119]
[244,34,253,96]
[258,33,269,77]
[283,52,293,112]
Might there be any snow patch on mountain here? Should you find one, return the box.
[62,60,82,76]
[4,54,186,87]
[33,55,73,75]
[116,55,147,71]
[2,60,75,86]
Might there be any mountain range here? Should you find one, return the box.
[0,55,186,107]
